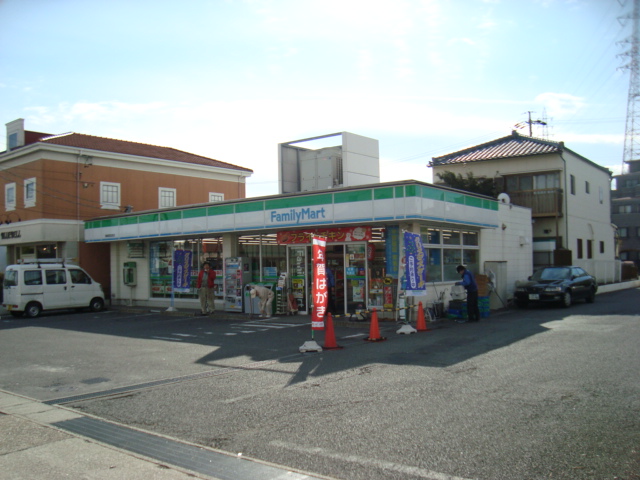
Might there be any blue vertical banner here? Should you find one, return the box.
[173,249,193,293]
[403,231,427,295]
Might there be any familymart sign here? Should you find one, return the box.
[269,206,327,225]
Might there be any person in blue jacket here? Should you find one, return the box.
[456,264,480,322]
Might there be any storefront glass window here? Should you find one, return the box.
[149,238,223,299]
[345,244,366,313]
[463,231,478,246]
[462,249,479,276]
[426,248,442,282]
[238,234,286,282]
[420,227,440,244]
[421,227,479,283]
[442,230,460,245]
[443,248,462,281]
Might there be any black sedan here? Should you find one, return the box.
[515,266,597,308]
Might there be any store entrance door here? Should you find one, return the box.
[328,243,368,317]
[287,243,369,317]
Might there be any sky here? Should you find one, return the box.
[0,0,632,198]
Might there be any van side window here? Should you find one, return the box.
[4,269,18,287]
[45,270,67,285]
[24,270,42,286]
[70,269,90,284]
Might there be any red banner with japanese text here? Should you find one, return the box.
[278,226,372,244]
[311,235,328,330]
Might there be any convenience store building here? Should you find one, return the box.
[85,179,534,316]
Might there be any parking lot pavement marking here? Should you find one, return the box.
[270,440,474,480]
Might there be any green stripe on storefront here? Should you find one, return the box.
[334,190,373,203]
[100,218,119,228]
[208,205,235,216]
[139,214,159,224]
[159,211,181,221]
[119,216,138,226]
[183,207,207,219]
[235,201,264,213]
[418,185,445,201]
[373,187,394,200]
[85,183,500,233]
[265,194,332,210]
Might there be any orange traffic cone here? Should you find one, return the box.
[364,308,387,342]
[416,301,430,331]
[323,313,343,350]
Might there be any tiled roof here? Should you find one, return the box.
[30,131,253,173]
[430,131,562,166]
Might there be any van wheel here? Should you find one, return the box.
[25,302,42,318]
[90,297,105,312]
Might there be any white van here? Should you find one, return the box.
[3,263,105,318]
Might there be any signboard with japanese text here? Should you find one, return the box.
[172,249,192,292]
[403,231,427,295]
[277,226,371,245]
[311,236,328,330]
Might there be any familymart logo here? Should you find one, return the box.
[270,207,327,225]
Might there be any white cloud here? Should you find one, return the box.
[535,92,585,117]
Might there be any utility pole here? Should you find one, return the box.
[620,0,640,174]
[514,111,547,137]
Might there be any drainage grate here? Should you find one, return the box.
[53,416,318,480]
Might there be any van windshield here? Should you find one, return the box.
[4,269,17,287]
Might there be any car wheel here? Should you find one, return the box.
[89,297,105,312]
[25,302,42,318]
[561,291,572,308]
[586,287,596,303]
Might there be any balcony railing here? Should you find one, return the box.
[508,188,563,217]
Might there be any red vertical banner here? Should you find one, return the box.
[311,235,328,330]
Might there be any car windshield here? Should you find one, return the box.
[532,267,571,281]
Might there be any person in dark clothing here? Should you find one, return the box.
[456,264,480,322]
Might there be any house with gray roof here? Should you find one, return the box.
[429,131,616,281]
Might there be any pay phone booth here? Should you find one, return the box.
[123,261,137,286]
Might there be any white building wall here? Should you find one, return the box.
[480,203,534,303]
[563,150,615,268]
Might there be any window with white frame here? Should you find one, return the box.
[5,183,16,211]
[159,188,176,208]
[209,192,224,203]
[24,177,36,207]
[420,227,479,282]
[100,182,121,210]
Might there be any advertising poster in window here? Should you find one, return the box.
[173,249,192,293]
